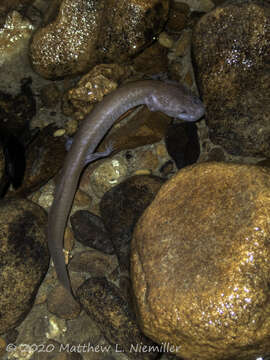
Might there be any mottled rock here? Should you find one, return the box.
[76,277,158,359]
[97,0,169,63]
[30,0,169,79]
[63,313,101,351]
[131,162,270,359]
[0,10,34,65]
[84,155,129,198]
[12,305,58,357]
[67,63,132,120]
[69,249,118,278]
[70,210,114,254]
[30,0,103,79]
[193,0,270,157]
[47,285,81,320]
[165,122,200,169]
[0,198,49,334]
[100,175,165,271]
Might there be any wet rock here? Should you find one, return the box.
[132,148,160,174]
[100,175,164,272]
[70,210,114,254]
[193,0,270,157]
[165,122,200,169]
[132,42,169,75]
[30,0,103,79]
[131,162,270,360]
[64,313,101,351]
[0,10,34,64]
[32,342,84,360]
[69,249,118,278]
[76,276,158,359]
[0,198,49,334]
[30,0,169,79]
[10,124,66,197]
[12,305,59,357]
[67,63,132,120]
[97,105,172,155]
[47,285,81,320]
[97,0,169,64]
[82,155,129,198]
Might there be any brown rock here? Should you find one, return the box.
[0,10,34,62]
[0,198,49,334]
[30,0,103,79]
[100,175,165,271]
[30,0,169,79]
[47,285,81,320]
[131,162,270,359]
[70,210,114,254]
[97,105,172,154]
[132,42,169,75]
[67,63,133,120]
[76,277,158,359]
[97,0,169,63]
[69,249,118,277]
[192,0,270,157]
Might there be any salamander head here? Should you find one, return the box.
[145,82,205,122]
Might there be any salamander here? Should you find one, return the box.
[48,80,205,293]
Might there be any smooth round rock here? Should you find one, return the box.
[30,0,169,79]
[131,162,270,360]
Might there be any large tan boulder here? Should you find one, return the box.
[131,162,270,360]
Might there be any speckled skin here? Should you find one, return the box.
[48,80,205,293]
